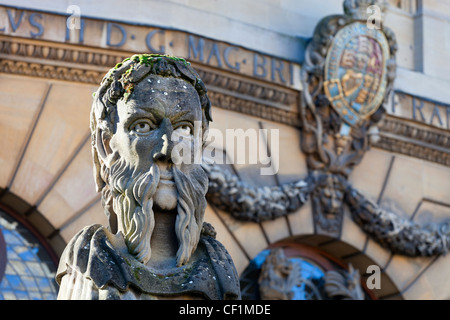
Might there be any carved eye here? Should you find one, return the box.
[174,123,193,136]
[131,121,151,134]
[178,125,191,135]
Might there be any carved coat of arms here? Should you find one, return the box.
[299,0,397,236]
[324,22,390,128]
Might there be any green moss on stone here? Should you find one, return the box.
[133,266,142,281]
[125,53,191,67]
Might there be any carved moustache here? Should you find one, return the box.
[108,158,208,266]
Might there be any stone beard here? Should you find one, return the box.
[106,156,208,267]
[56,54,240,300]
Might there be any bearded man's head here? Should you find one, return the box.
[90,54,212,267]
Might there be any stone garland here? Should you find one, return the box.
[345,186,450,257]
[204,162,450,257]
[202,162,314,222]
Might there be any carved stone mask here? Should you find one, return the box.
[317,174,346,215]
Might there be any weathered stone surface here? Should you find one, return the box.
[56,54,240,300]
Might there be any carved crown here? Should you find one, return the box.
[343,0,387,21]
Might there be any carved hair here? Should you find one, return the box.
[172,164,208,266]
[109,158,157,263]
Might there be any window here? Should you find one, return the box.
[0,209,58,300]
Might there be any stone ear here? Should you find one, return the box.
[95,127,117,168]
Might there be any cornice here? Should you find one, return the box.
[0,35,300,125]
[374,116,450,167]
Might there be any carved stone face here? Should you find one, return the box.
[110,74,203,211]
[321,189,343,215]
[317,174,345,216]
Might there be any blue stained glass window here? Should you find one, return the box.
[0,210,58,300]
[240,248,328,300]
[290,258,325,300]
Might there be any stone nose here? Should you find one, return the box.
[152,118,174,163]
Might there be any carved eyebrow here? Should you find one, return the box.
[123,107,160,130]
[144,104,191,124]
[170,110,190,123]
[127,106,190,127]
[146,109,160,123]
[140,109,159,123]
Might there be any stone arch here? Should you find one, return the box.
[0,189,61,264]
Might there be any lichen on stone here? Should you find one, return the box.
[127,53,191,67]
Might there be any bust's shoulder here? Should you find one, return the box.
[56,223,241,299]
[56,224,132,290]
[199,223,241,300]
[62,224,105,249]
[56,224,109,271]
[56,224,103,276]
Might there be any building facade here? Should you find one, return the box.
[0,0,449,300]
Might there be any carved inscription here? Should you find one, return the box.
[0,6,299,88]
[390,91,450,130]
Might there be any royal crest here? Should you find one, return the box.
[324,22,390,127]
[298,0,398,237]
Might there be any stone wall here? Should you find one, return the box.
[0,0,449,300]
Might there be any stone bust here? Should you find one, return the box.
[56,54,241,300]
